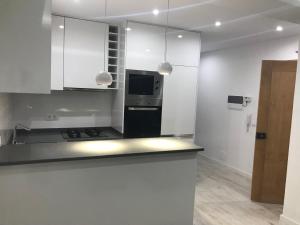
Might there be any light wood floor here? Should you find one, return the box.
[194,155,283,225]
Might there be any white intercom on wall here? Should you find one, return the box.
[228,95,252,110]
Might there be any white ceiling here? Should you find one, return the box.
[52,0,300,52]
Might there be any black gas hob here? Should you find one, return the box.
[61,127,122,141]
[14,127,123,144]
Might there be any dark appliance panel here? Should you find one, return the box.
[128,74,155,95]
[125,69,163,107]
[124,106,162,138]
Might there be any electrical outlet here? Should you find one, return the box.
[45,114,58,121]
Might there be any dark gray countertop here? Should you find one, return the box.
[0,137,204,166]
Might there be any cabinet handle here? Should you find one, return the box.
[256,132,267,140]
[128,107,159,111]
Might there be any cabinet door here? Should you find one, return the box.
[51,16,64,90]
[167,29,200,67]
[64,18,108,89]
[0,0,51,93]
[161,66,198,135]
[126,22,165,71]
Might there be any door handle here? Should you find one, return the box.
[256,132,267,140]
[128,107,159,111]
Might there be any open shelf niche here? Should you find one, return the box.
[107,25,120,89]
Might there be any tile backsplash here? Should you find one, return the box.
[12,91,113,129]
[0,94,13,146]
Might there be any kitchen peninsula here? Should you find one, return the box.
[0,137,203,225]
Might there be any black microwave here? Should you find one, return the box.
[125,70,163,107]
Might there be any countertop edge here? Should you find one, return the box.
[0,147,204,167]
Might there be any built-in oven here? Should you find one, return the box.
[124,106,162,138]
[124,70,164,138]
[125,69,163,107]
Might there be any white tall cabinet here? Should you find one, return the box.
[125,22,201,136]
[64,18,108,89]
[126,22,165,71]
[162,29,200,136]
[166,29,201,67]
[161,67,198,135]
[0,0,51,93]
[51,16,65,90]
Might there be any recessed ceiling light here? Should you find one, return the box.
[215,21,222,27]
[276,26,283,32]
[126,27,132,31]
[177,35,183,39]
[59,25,64,29]
[152,9,160,16]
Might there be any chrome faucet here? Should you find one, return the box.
[12,124,31,145]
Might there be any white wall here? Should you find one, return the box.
[0,94,13,146]
[281,38,300,225]
[12,91,113,129]
[195,36,299,175]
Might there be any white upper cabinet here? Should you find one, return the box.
[161,66,198,136]
[0,0,51,93]
[64,18,108,89]
[126,22,165,71]
[51,16,64,91]
[166,28,201,67]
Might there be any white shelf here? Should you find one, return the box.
[108,25,119,90]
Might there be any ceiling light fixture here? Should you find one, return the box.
[96,0,113,86]
[126,27,132,31]
[153,9,160,15]
[59,25,64,29]
[158,0,173,76]
[215,21,222,27]
[177,35,183,39]
[276,26,283,32]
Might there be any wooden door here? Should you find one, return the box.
[251,60,297,204]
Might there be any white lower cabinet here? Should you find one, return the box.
[161,66,198,136]
[64,18,108,89]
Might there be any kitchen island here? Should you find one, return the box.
[0,137,203,225]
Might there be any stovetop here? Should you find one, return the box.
[14,127,123,144]
[61,128,121,141]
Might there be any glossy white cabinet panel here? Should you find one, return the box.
[64,18,108,89]
[51,16,64,91]
[126,22,165,71]
[161,66,198,135]
[0,0,51,93]
[167,29,200,67]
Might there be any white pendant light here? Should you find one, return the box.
[96,0,113,86]
[96,71,113,85]
[158,0,173,76]
[158,62,173,76]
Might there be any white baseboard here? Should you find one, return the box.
[280,214,300,225]
[198,153,252,179]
